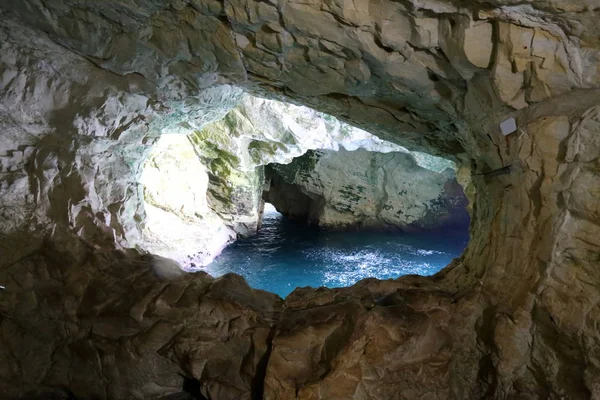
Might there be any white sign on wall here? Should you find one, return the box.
[500,117,517,136]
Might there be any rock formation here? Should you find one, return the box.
[186,93,412,235]
[140,94,447,264]
[1,246,282,400]
[1,0,600,398]
[185,93,402,239]
[265,148,468,232]
[140,134,238,266]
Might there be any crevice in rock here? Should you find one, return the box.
[250,324,277,400]
[181,376,209,400]
[474,305,499,397]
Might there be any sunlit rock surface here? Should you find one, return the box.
[1,0,600,398]
[140,134,236,266]
[265,148,468,231]
[197,93,407,171]
[188,93,412,234]
[140,94,431,263]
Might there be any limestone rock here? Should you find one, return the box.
[191,93,408,173]
[265,149,469,232]
[177,94,409,236]
[492,22,575,109]
[139,135,237,266]
[0,16,243,268]
[1,0,600,398]
[463,22,494,68]
[138,94,414,265]
[0,246,282,400]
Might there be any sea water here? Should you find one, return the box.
[204,204,468,298]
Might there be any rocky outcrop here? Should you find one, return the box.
[0,245,282,400]
[1,0,600,398]
[0,15,244,269]
[265,149,468,232]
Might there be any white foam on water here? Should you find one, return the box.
[416,249,445,256]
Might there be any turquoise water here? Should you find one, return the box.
[205,205,469,298]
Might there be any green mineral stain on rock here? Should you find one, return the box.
[339,185,363,203]
[248,140,288,165]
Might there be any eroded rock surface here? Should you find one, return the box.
[140,134,237,266]
[0,245,281,400]
[187,93,410,235]
[1,0,600,398]
[265,148,468,231]
[139,94,415,263]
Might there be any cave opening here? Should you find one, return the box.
[140,94,470,297]
[207,200,469,297]
[3,2,599,396]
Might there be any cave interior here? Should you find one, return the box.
[1,1,600,399]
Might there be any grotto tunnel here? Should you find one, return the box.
[139,94,470,297]
[1,1,600,398]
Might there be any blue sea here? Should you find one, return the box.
[204,204,468,298]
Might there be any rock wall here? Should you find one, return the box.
[1,0,600,398]
[0,246,282,400]
[0,15,243,269]
[140,134,237,266]
[265,149,469,232]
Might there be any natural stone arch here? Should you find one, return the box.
[1,1,600,399]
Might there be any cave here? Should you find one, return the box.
[139,94,470,297]
[1,1,600,399]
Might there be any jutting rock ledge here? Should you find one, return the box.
[1,0,600,399]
